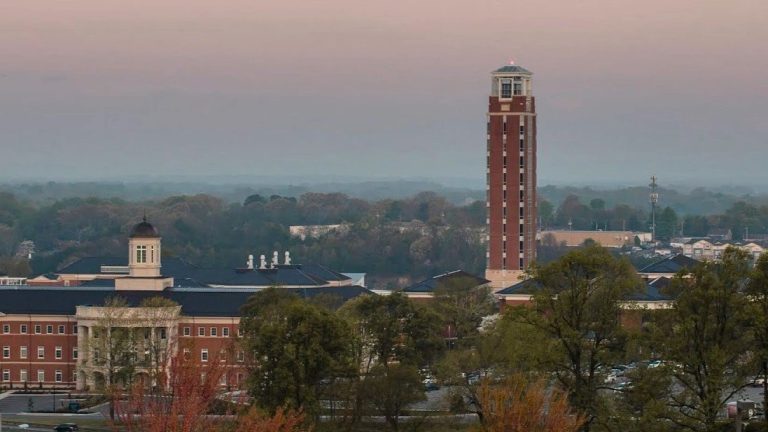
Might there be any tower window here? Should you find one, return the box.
[519,126,525,135]
[514,83,523,96]
[503,122,507,134]
[519,156,524,168]
[503,156,507,168]
[501,80,512,98]
[520,139,525,151]
[136,245,147,263]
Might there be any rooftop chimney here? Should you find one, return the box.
[284,251,291,265]
[272,251,279,268]
[259,254,267,270]
[247,254,254,270]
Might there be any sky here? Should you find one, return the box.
[1,0,767,187]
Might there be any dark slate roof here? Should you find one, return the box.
[57,256,126,274]
[494,65,532,74]
[639,254,700,274]
[626,277,673,301]
[496,278,540,295]
[402,270,490,293]
[298,264,352,282]
[0,285,374,317]
[54,257,345,288]
[130,218,160,238]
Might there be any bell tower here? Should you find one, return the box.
[484,63,538,290]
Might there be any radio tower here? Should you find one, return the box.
[649,176,659,242]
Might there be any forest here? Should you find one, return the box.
[2,182,768,287]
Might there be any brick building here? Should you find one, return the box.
[0,219,371,390]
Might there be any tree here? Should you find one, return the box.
[240,289,354,417]
[431,276,496,347]
[682,215,710,237]
[653,247,755,431]
[655,207,678,241]
[747,252,768,421]
[511,245,643,430]
[337,293,442,427]
[362,364,426,431]
[115,348,308,432]
[473,374,585,432]
[341,292,443,371]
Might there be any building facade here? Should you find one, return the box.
[485,64,537,289]
[0,220,371,391]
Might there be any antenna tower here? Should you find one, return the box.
[649,176,659,242]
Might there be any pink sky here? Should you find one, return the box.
[1,0,767,184]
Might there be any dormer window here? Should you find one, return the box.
[136,245,147,263]
[500,80,512,98]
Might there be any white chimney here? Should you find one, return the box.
[247,254,254,270]
[272,251,279,267]
[284,251,291,265]
[259,254,267,270]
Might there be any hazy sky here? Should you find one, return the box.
[1,0,767,186]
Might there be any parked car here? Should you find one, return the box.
[53,424,79,432]
[750,376,766,387]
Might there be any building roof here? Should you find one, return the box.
[496,278,540,295]
[626,277,673,301]
[54,257,348,288]
[130,217,160,238]
[402,270,489,293]
[639,254,700,274]
[0,285,374,317]
[494,65,532,75]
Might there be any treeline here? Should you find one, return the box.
[0,191,485,286]
[546,194,768,241]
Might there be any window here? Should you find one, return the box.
[2,370,9,382]
[2,324,9,334]
[37,346,45,359]
[20,369,27,382]
[503,156,507,168]
[198,327,205,337]
[237,351,245,363]
[220,349,227,361]
[58,325,65,334]
[37,370,44,383]
[72,348,78,360]
[519,156,524,168]
[201,349,209,362]
[160,328,167,340]
[500,80,512,98]
[237,327,244,337]
[46,325,53,334]
[183,327,191,336]
[222,327,230,337]
[519,207,524,217]
[210,327,217,337]
[183,348,190,360]
[34,325,41,334]
[519,125,525,135]
[520,258,525,268]
[513,82,522,96]
[55,346,62,360]
[519,190,524,200]
[20,324,27,334]
[20,346,27,359]
[55,370,63,383]
[520,138,525,151]
[520,173,524,185]
[2,346,9,359]
[136,245,147,263]
[73,325,78,334]
[502,122,507,134]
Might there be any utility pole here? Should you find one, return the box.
[649,176,659,243]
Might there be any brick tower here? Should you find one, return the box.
[485,63,537,290]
